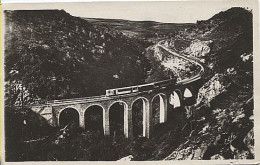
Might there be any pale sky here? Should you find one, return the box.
[2,0,253,23]
[65,1,250,23]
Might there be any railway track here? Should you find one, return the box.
[157,43,205,85]
[45,41,205,105]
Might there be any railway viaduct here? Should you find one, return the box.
[30,78,203,139]
[30,44,205,139]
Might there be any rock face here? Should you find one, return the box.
[146,43,202,83]
[183,39,213,57]
[196,73,230,106]
[165,95,254,160]
[168,72,253,160]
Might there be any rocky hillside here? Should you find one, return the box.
[4,7,254,161]
[161,7,254,160]
[145,42,201,83]
[4,10,152,105]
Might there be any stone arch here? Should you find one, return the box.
[151,93,167,124]
[169,89,182,108]
[84,104,105,112]
[84,104,104,135]
[183,86,196,106]
[58,107,80,128]
[184,87,193,98]
[131,97,150,138]
[108,101,128,138]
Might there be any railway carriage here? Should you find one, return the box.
[106,85,139,96]
[105,78,176,96]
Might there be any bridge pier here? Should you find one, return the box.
[103,109,110,136]
[125,107,133,139]
[144,100,152,138]
[147,101,152,138]
[159,94,168,123]
[79,113,85,129]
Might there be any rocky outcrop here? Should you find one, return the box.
[240,53,253,62]
[164,144,208,160]
[196,73,230,106]
[183,39,213,57]
[164,61,253,160]
[243,128,254,155]
[117,155,133,161]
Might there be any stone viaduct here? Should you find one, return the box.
[30,44,205,139]
[30,78,203,139]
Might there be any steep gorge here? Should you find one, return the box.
[4,7,254,161]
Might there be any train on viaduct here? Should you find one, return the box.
[30,44,205,139]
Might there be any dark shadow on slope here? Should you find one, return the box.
[5,107,58,161]
[149,107,190,160]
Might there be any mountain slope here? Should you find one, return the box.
[4,7,254,161]
[4,10,152,105]
[159,7,254,160]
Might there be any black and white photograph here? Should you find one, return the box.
[1,0,259,163]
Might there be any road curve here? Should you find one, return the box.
[46,41,205,105]
[157,42,205,85]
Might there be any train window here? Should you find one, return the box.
[132,87,138,92]
[106,90,116,96]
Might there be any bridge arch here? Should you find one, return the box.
[151,93,167,124]
[184,87,193,98]
[131,97,149,138]
[108,101,128,138]
[84,104,105,135]
[183,86,196,106]
[169,89,182,108]
[58,107,80,128]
